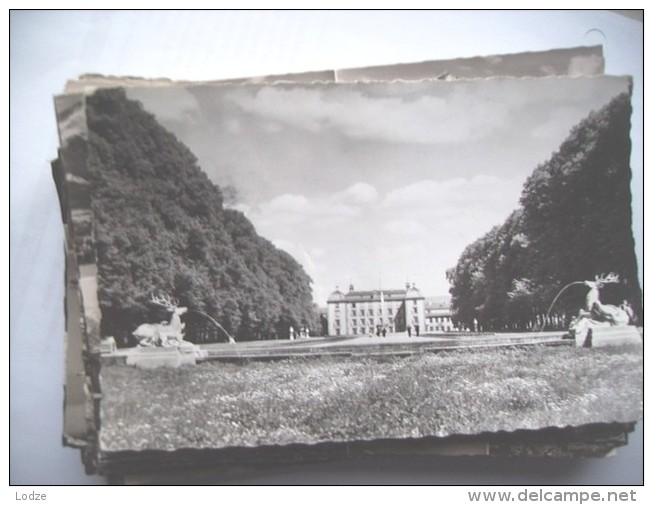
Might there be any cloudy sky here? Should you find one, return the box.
[128,75,629,305]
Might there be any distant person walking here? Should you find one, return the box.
[407,324,412,337]
[415,325,420,337]
[289,326,295,340]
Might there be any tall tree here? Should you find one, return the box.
[85,88,319,344]
[448,92,641,330]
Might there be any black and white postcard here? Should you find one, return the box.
[53,56,642,482]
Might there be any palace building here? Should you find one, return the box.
[424,296,458,333]
[326,285,458,337]
[326,283,425,336]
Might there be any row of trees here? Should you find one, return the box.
[447,93,641,331]
[86,88,320,345]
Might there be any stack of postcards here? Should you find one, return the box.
[51,46,643,484]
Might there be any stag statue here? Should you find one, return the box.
[133,293,188,348]
[569,273,634,346]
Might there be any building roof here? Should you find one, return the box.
[344,289,409,303]
[424,296,452,315]
[425,295,451,308]
[327,288,346,302]
[404,285,423,300]
[327,284,425,303]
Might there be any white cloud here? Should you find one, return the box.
[262,121,283,133]
[272,239,319,280]
[128,87,200,124]
[311,247,326,259]
[244,174,524,303]
[383,178,467,208]
[530,106,587,141]
[226,84,511,145]
[260,193,361,224]
[132,76,631,305]
[225,118,242,134]
[382,174,517,218]
[228,202,251,214]
[250,181,380,229]
[335,182,378,205]
[383,219,427,237]
[266,193,310,213]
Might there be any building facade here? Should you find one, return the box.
[424,296,458,333]
[326,283,425,336]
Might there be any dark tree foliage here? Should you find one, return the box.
[85,88,319,345]
[447,93,641,331]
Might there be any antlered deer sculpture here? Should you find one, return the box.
[132,293,188,347]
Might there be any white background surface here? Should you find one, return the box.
[9,10,643,486]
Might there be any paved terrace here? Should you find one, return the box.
[197,331,571,362]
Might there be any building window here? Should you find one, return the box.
[368,309,373,316]
[352,328,357,335]
[352,303,356,308]
[388,308,393,315]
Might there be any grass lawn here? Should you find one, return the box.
[99,344,642,452]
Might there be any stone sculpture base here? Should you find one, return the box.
[581,326,642,348]
[125,344,207,369]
